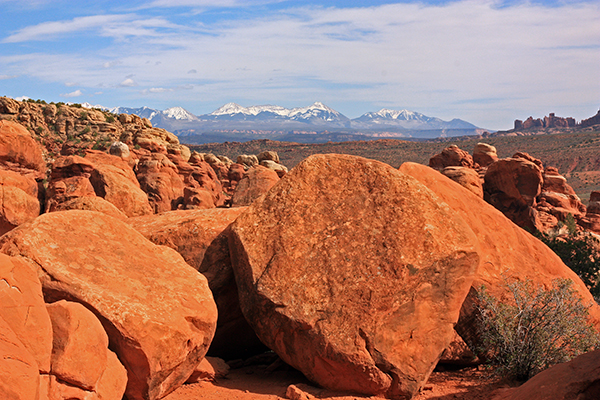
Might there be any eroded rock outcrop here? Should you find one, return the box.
[0,121,45,235]
[46,300,127,399]
[229,154,480,399]
[429,145,474,170]
[399,162,600,350]
[0,210,218,400]
[129,208,266,360]
[231,165,280,207]
[492,349,600,400]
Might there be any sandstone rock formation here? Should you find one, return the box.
[231,165,280,207]
[399,162,600,349]
[229,154,480,399]
[483,156,543,232]
[492,349,600,400]
[441,166,483,198]
[0,121,45,235]
[472,143,498,168]
[0,315,40,400]
[46,300,127,398]
[0,210,218,400]
[129,208,266,360]
[428,145,474,170]
[0,253,53,374]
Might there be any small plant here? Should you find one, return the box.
[80,111,88,120]
[105,114,115,123]
[475,278,600,381]
[82,126,91,134]
[537,219,600,298]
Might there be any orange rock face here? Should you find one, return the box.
[0,315,40,400]
[483,157,543,231]
[0,253,53,373]
[429,145,474,170]
[47,300,110,390]
[0,170,41,236]
[52,196,127,220]
[0,210,218,400]
[399,163,600,345]
[441,166,483,198]
[231,165,280,207]
[129,208,266,360]
[0,120,46,178]
[229,154,480,399]
[491,350,600,400]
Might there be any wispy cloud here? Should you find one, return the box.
[3,14,180,43]
[119,78,137,87]
[1,1,598,128]
[0,74,17,80]
[60,89,83,97]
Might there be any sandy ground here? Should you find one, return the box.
[164,362,516,400]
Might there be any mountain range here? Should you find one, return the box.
[82,101,486,143]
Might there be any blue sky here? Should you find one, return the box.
[1,0,598,130]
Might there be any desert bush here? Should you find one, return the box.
[537,220,600,299]
[475,278,600,381]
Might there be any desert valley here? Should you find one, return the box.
[1,95,600,400]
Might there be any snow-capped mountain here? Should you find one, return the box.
[162,107,198,121]
[206,102,350,127]
[101,101,484,141]
[353,108,478,130]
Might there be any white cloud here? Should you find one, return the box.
[0,75,17,80]
[60,89,83,97]
[1,1,599,128]
[119,78,137,87]
[14,96,30,101]
[65,82,77,87]
[3,14,179,43]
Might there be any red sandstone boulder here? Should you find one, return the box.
[429,145,474,170]
[52,196,127,219]
[129,208,266,360]
[483,157,543,231]
[472,143,498,168]
[231,165,280,207]
[0,253,53,374]
[186,356,230,383]
[136,153,186,212]
[399,162,600,348]
[229,154,480,399]
[90,163,153,217]
[0,120,46,178]
[0,210,218,400]
[582,191,600,233]
[47,300,109,390]
[491,349,600,400]
[0,170,41,236]
[441,166,483,198]
[0,316,40,400]
[536,167,586,228]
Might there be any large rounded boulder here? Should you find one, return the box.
[229,154,480,399]
[0,210,218,400]
[399,162,600,345]
[129,208,266,359]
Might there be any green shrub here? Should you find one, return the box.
[80,111,88,120]
[537,223,600,299]
[105,114,115,123]
[475,278,600,381]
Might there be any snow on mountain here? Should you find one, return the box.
[207,102,349,126]
[162,106,198,121]
[102,102,482,138]
[80,102,109,111]
[354,108,477,130]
